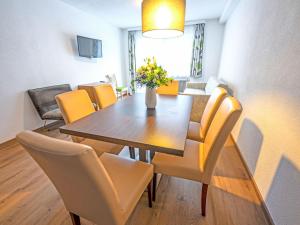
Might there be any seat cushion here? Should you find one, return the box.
[187,121,204,142]
[182,88,206,96]
[42,108,63,120]
[80,139,124,156]
[116,86,128,92]
[100,153,153,221]
[152,139,204,182]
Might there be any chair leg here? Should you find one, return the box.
[201,183,208,216]
[152,173,157,202]
[147,181,152,208]
[70,212,81,225]
[129,147,136,159]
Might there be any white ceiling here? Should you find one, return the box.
[61,0,228,28]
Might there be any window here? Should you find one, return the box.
[135,26,194,78]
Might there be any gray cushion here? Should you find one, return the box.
[42,108,63,120]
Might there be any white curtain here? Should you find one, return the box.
[135,26,194,78]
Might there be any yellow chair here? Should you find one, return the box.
[17,131,153,225]
[93,84,118,109]
[56,90,124,156]
[92,84,135,159]
[187,87,227,142]
[152,96,242,216]
[156,80,179,95]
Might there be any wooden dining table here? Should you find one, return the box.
[59,93,193,160]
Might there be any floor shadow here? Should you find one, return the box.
[236,118,264,174]
[213,140,251,180]
[266,156,300,225]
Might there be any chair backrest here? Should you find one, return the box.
[16,131,123,225]
[106,74,118,87]
[201,96,242,183]
[28,84,72,119]
[200,87,228,140]
[55,90,95,124]
[156,80,179,95]
[93,84,117,109]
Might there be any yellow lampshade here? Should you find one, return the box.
[142,0,186,38]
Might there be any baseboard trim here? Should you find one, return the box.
[0,138,18,149]
[0,121,64,146]
[230,134,275,225]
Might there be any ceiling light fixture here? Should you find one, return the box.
[142,0,186,38]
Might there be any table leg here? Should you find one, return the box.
[138,149,162,195]
[129,146,136,159]
[138,148,147,162]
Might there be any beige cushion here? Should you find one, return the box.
[101,153,153,221]
[187,87,227,142]
[152,139,204,182]
[42,108,63,120]
[190,95,210,122]
[187,121,203,142]
[16,131,153,225]
[80,139,124,156]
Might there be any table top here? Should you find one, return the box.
[60,94,193,156]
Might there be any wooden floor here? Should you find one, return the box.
[0,127,271,225]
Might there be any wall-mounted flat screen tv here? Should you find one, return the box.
[77,35,102,58]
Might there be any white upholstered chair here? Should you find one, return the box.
[56,89,124,156]
[187,87,227,142]
[152,96,242,216]
[16,131,153,225]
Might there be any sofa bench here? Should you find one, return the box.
[28,84,72,124]
[181,77,230,122]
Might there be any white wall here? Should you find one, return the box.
[218,0,300,225]
[0,0,123,143]
[202,19,224,81]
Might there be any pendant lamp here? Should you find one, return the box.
[142,0,186,38]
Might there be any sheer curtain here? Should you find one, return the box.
[135,26,194,78]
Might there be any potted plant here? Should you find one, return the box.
[134,57,173,109]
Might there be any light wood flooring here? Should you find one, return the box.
[0,127,271,225]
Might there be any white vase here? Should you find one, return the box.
[145,87,157,109]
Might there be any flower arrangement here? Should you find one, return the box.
[134,57,173,89]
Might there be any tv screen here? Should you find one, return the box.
[77,36,102,58]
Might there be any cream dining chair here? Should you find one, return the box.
[56,89,124,156]
[187,87,227,142]
[152,96,242,216]
[92,84,136,159]
[16,131,153,225]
